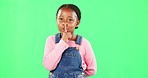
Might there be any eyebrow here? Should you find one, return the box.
[58,15,74,19]
[67,16,73,18]
[58,16,63,17]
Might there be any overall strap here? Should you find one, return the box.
[55,33,61,43]
[76,35,82,45]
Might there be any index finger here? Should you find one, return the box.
[64,25,67,32]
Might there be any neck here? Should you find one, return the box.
[69,34,77,41]
[60,32,77,41]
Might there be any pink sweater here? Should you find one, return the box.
[43,34,97,77]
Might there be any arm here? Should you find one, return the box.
[84,40,97,77]
[43,36,69,71]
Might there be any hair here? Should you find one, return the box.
[56,4,81,29]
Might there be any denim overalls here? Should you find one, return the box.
[48,33,86,78]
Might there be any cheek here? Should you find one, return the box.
[69,22,77,28]
[69,20,77,26]
[57,23,64,31]
[57,22,63,28]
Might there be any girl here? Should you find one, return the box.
[43,4,97,78]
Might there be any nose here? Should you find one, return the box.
[62,22,68,27]
[62,22,68,32]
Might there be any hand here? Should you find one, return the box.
[61,25,72,43]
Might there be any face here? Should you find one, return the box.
[56,7,80,34]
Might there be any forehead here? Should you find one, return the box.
[57,7,77,18]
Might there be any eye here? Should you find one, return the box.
[68,18,73,21]
[59,18,63,21]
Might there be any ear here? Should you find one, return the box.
[76,20,80,28]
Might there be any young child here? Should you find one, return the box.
[43,4,97,78]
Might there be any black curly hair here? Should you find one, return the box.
[56,4,81,29]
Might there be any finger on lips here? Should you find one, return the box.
[64,25,67,32]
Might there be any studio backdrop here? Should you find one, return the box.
[0,0,148,78]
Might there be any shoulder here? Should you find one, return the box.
[45,34,56,43]
[80,35,91,46]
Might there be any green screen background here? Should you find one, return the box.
[0,0,148,78]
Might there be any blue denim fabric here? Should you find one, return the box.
[48,33,86,78]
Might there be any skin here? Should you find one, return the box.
[56,7,80,43]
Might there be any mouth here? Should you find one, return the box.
[62,28,69,32]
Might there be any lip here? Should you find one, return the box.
[62,29,69,32]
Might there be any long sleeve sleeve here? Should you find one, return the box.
[43,36,69,71]
[84,40,97,77]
